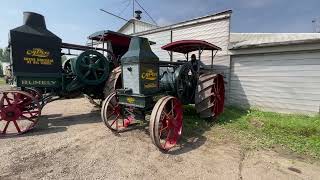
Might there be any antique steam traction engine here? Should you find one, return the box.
[101,37,225,151]
[1,12,225,152]
[0,12,128,135]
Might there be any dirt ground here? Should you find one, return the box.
[1,97,320,180]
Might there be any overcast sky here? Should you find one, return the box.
[0,0,319,47]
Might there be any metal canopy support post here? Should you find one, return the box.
[133,20,136,34]
[211,50,213,69]
[102,42,105,55]
[166,51,172,61]
[170,30,173,62]
[211,50,218,69]
[91,40,94,48]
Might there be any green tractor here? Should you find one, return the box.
[1,12,225,152]
[101,37,225,151]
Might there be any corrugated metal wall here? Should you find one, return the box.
[230,51,320,114]
[141,31,172,61]
[136,16,231,101]
[171,19,231,97]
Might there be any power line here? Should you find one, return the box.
[118,0,131,17]
[134,0,158,25]
[100,9,130,22]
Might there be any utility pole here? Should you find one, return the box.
[132,0,135,18]
[132,0,136,34]
[312,18,320,33]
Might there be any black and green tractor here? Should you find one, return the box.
[1,12,225,152]
[0,12,130,135]
[101,37,225,151]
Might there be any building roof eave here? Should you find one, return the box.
[118,19,159,33]
[133,9,232,36]
[230,38,320,50]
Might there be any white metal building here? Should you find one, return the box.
[115,10,320,114]
[129,10,233,104]
[229,33,320,114]
[118,19,159,34]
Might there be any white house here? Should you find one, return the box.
[1,62,10,76]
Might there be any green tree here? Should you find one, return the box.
[0,63,3,76]
[0,48,10,63]
[0,49,3,62]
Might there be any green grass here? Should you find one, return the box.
[0,77,5,85]
[183,105,320,159]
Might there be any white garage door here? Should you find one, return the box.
[230,51,320,114]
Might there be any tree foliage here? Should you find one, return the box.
[0,48,10,63]
[0,63,3,76]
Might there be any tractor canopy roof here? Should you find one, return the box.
[161,40,221,54]
[88,30,132,48]
[88,30,155,49]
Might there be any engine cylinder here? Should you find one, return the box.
[160,63,197,104]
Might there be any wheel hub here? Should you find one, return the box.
[6,111,15,117]
[1,105,22,121]
[89,63,98,69]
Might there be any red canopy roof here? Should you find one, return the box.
[88,30,132,48]
[161,40,221,54]
[88,30,156,48]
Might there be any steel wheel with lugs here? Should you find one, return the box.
[0,90,41,136]
[195,73,225,118]
[103,66,122,99]
[149,96,183,151]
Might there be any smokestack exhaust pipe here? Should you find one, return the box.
[135,10,142,20]
[23,12,47,30]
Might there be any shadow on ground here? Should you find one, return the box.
[166,105,248,155]
[2,110,102,138]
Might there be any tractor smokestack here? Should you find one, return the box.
[135,10,142,20]
[23,12,47,30]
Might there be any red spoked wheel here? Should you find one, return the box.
[211,74,225,117]
[101,93,134,132]
[0,90,41,136]
[149,96,183,151]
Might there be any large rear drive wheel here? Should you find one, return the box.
[103,67,122,99]
[149,96,183,151]
[195,73,225,118]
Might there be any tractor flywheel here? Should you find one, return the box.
[73,50,111,85]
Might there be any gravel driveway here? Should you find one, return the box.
[1,97,319,180]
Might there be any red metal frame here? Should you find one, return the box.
[61,42,109,52]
